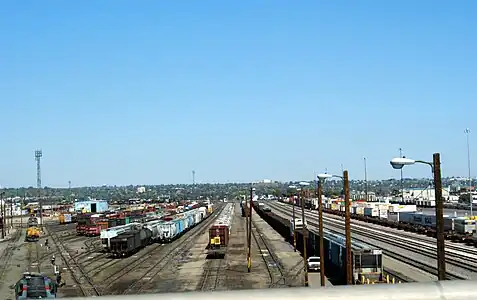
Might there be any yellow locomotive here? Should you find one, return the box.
[26,227,40,242]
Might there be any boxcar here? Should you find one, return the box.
[207,203,234,258]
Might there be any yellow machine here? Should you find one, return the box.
[26,227,40,242]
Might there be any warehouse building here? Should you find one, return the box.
[74,199,109,213]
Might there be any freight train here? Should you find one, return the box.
[207,203,234,258]
[27,216,40,228]
[322,205,477,246]
[14,272,58,299]
[108,206,213,257]
[254,203,384,285]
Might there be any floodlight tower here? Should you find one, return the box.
[35,150,43,227]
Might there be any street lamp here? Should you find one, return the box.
[318,171,352,285]
[389,153,446,280]
[298,181,310,287]
[465,128,473,216]
[288,185,298,252]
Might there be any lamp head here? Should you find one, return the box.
[390,157,416,169]
[317,173,332,180]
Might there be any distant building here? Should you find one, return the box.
[137,186,146,193]
[74,199,108,213]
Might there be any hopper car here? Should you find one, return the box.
[14,272,58,299]
[100,223,142,251]
[25,227,41,242]
[109,228,153,258]
[207,203,234,258]
[158,207,210,243]
[254,204,383,285]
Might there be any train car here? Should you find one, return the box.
[25,227,41,242]
[158,221,178,242]
[254,207,383,285]
[308,230,384,285]
[100,223,142,251]
[76,214,92,235]
[207,203,234,258]
[58,213,75,225]
[27,216,40,228]
[83,214,106,236]
[142,219,163,243]
[109,228,152,258]
[14,272,58,299]
[454,217,476,235]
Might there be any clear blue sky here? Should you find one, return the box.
[1,1,476,187]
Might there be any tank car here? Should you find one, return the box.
[14,272,57,299]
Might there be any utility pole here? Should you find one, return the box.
[35,150,43,228]
[293,191,297,252]
[247,186,253,272]
[1,192,4,239]
[316,179,325,286]
[399,148,404,203]
[10,199,13,229]
[343,170,352,284]
[300,188,309,286]
[363,157,368,201]
[433,153,446,280]
[465,129,473,216]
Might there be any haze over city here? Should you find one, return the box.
[1,1,476,187]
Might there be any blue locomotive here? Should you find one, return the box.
[14,272,58,299]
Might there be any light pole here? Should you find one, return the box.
[0,192,4,239]
[289,185,298,252]
[247,186,255,273]
[399,148,404,203]
[314,177,326,287]
[390,154,446,280]
[318,171,352,285]
[298,181,310,287]
[465,129,473,216]
[364,157,368,201]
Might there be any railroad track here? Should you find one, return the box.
[323,213,477,255]
[46,224,101,297]
[27,242,42,273]
[383,267,414,283]
[199,259,224,291]
[271,204,471,280]
[251,220,287,288]
[122,205,227,295]
[0,230,22,283]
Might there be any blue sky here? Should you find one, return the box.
[1,1,476,187]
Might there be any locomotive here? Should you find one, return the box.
[14,272,58,299]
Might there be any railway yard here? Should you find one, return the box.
[265,200,477,284]
[2,198,477,298]
[0,201,308,299]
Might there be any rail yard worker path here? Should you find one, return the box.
[216,203,270,290]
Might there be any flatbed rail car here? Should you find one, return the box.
[14,272,58,299]
[253,205,383,285]
[207,203,234,258]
